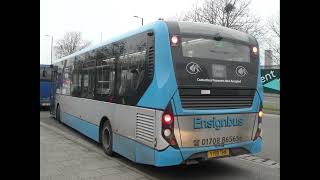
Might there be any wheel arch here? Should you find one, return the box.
[99,116,111,143]
[55,103,60,118]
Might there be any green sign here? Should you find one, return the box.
[261,69,280,94]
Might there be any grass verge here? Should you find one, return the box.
[263,103,280,115]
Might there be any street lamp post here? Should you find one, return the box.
[45,35,53,65]
[133,16,143,26]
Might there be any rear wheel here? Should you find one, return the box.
[56,105,61,123]
[101,121,113,156]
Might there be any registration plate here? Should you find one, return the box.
[42,103,50,106]
[207,149,230,158]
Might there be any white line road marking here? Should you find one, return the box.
[234,154,280,169]
[252,158,266,163]
[263,160,278,166]
[244,156,259,161]
[236,154,251,158]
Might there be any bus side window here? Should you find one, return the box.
[42,69,47,77]
[61,66,72,95]
[117,32,147,106]
[95,45,115,102]
[80,55,96,99]
[71,60,82,97]
[82,69,89,98]
[56,72,63,93]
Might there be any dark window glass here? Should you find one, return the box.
[71,59,82,97]
[55,63,64,94]
[181,37,250,62]
[61,64,72,95]
[95,45,115,102]
[40,66,52,81]
[56,31,154,103]
[81,57,96,99]
[117,33,147,105]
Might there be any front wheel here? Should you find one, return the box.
[101,121,113,156]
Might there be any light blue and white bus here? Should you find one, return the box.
[50,21,264,167]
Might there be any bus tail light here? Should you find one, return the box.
[170,138,178,146]
[162,103,179,148]
[162,113,173,125]
[250,46,259,57]
[254,106,263,140]
[170,35,180,46]
[252,47,258,54]
[163,129,171,137]
[258,111,263,118]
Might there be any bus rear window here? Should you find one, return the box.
[181,37,250,62]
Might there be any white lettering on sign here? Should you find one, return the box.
[261,70,277,83]
[197,78,241,84]
[201,90,210,95]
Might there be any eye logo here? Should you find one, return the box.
[235,66,248,77]
[186,62,202,74]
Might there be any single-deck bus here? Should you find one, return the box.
[50,21,264,167]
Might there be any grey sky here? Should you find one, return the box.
[40,0,279,65]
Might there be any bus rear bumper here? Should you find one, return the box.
[243,137,262,155]
[153,137,262,167]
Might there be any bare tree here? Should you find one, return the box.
[54,32,91,59]
[182,0,265,38]
[165,11,188,21]
[264,12,280,65]
[181,1,204,22]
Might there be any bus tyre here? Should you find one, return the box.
[101,121,113,156]
[56,105,61,123]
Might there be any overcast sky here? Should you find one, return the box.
[40,0,279,65]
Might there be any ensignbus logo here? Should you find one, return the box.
[193,117,244,130]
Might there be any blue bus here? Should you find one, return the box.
[50,21,264,167]
[40,64,52,109]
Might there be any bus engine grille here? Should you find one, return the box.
[179,88,255,110]
[147,46,154,78]
[136,113,155,147]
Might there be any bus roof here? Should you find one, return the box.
[53,20,256,64]
[175,21,255,43]
[53,20,167,64]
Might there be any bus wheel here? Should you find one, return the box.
[101,121,113,156]
[56,105,61,123]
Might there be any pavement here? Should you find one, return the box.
[40,121,152,180]
[40,111,280,180]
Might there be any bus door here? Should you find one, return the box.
[50,65,58,115]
